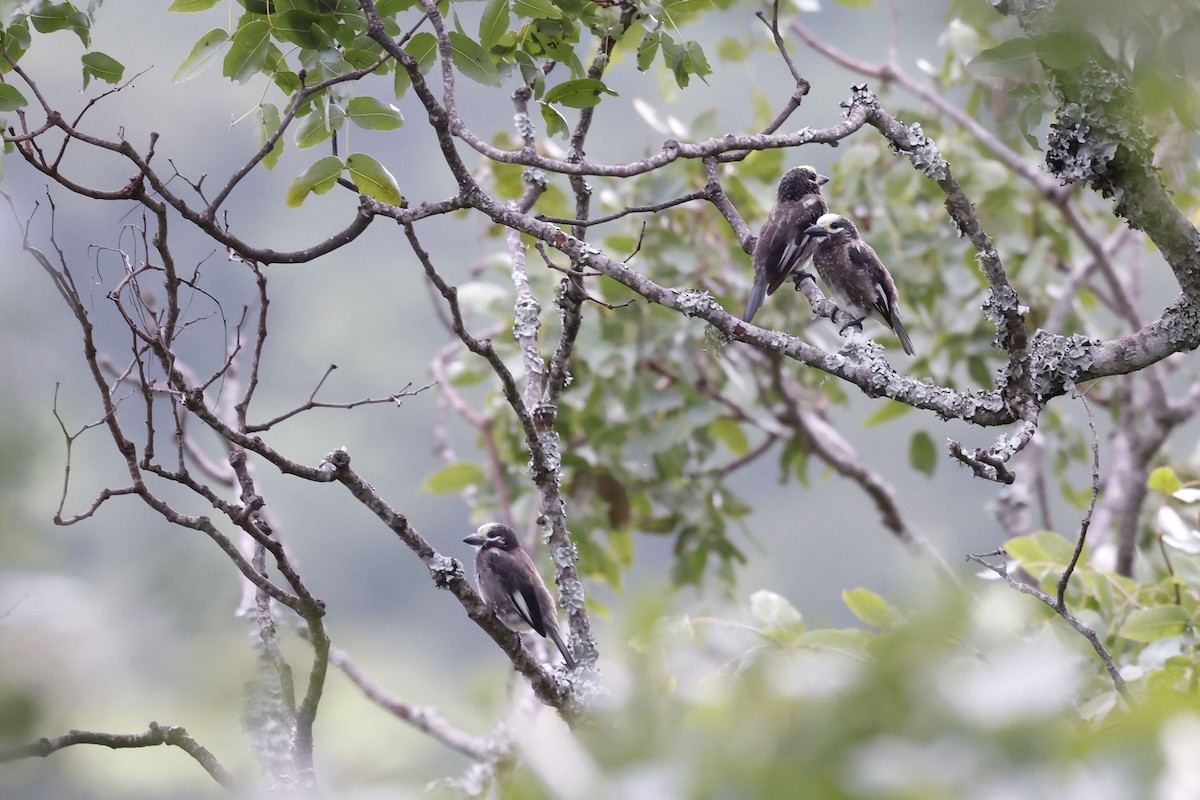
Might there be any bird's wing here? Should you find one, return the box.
[848,241,900,323]
[507,582,546,636]
[849,240,914,355]
[765,194,825,295]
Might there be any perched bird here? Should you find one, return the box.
[805,213,915,356]
[463,522,576,670]
[744,165,830,323]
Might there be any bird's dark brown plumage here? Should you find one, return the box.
[463,522,576,669]
[744,165,830,323]
[806,213,914,356]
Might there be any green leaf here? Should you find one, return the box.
[1148,466,1183,495]
[842,587,899,628]
[710,417,749,457]
[542,77,617,108]
[540,101,568,139]
[831,0,875,6]
[421,461,486,493]
[345,153,404,206]
[254,103,284,171]
[346,96,403,131]
[0,83,29,111]
[717,36,747,63]
[478,0,510,50]
[293,102,344,149]
[447,31,501,87]
[224,19,272,84]
[1117,605,1190,643]
[636,31,659,72]
[967,37,1037,80]
[81,51,123,89]
[512,0,561,19]
[909,430,937,477]
[271,10,331,50]
[660,36,710,88]
[662,0,711,12]
[30,1,91,47]
[405,32,438,73]
[174,28,230,83]
[284,155,344,208]
[0,23,31,74]
[1032,531,1077,564]
[749,589,804,642]
[1035,30,1097,71]
[1003,535,1048,566]
[863,399,912,427]
[168,0,220,9]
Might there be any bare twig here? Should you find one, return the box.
[0,723,236,791]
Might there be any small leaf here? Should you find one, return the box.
[749,589,805,642]
[909,430,937,477]
[285,155,344,208]
[30,2,91,46]
[0,83,29,111]
[863,399,912,427]
[421,461,485,493]
[345,153,404,206]
[842,587,899,628]
[542,77,617,108]
[710,417,749,457]
[405,32,438,73]
[448,31,501,87]
[174,28,230,83]
[168,0,220,9]
[717,36,747,62]
[967,37,1037,80]
[224,19,272,84]
[1003,535,1048,566]
[478,0,510,50]
[1149,466,1183,495]
[271,10,331,50]
[346,96,404,131]
[1117,605,1190,643]
[254,103,284,171]
[1035,30,1097,71]
[636,30,659,72]
[512,0,561,19]
[81,51,123,88]
[293,102,344,149]
[539,101,568,139]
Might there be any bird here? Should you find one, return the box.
[463,522,577,670]
[744,165,830,323]
[804,213,915,356]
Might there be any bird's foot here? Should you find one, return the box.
[838,317,866,336]
[791,270,814,290]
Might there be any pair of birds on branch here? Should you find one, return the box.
[744,165,914,357]
[462,170,919,675]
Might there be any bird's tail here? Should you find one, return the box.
[892,317,915,356]
[546,625,577,670]
[743,279,767,323]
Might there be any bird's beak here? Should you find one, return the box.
[805,224,828,236]
[817,174,830,185]
[463,534,486,546]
